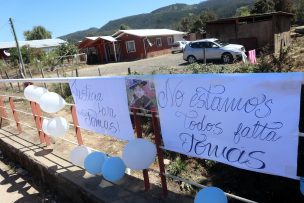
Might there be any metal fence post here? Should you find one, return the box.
[132,108,150,191]
[71,105,84,145]
[0,96,8,128]
[35,103,51,146]
[30,101,50,145]
[151,110,168,197]
[9,97,22,133]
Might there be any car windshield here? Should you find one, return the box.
[214,39,229,47]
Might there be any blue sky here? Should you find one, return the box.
[0,0,203,42]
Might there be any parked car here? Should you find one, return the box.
[171,41,189,53]
[183,38,245,64]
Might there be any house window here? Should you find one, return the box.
[126,41,136,53]
[167,37,174,45]
[156,38,162,47]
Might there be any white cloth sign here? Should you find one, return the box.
[69,77,134,141]
[154,73,302,179]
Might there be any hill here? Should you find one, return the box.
[60,0,255,41]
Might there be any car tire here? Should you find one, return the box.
[221,53,233,64]
[187,55,197,64]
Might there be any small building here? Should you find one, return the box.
[0,38,66,59]
[78,36,118,65]
[206,12,293,53]
[78,29,185,64]
[112,29,185,61]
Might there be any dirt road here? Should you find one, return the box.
[56,53,186,77]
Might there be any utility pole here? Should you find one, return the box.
[9,17,26,78]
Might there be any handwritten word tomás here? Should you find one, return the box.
[80,109,120,133]
[179,132,265,169]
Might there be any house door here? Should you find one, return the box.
[105,42,121,62]
[115,43,121,61]
[105,43,114,62]
[87,47,99,65]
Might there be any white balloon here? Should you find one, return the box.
[46,117,69,137]
[24,85,47,102]
[70,145,92,167]
[122,138,157,170]
[39,92,66,113]
[24,85,35,101]
[42,118,50,135]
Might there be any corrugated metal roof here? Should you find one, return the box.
[112,29,185,38]
[100,36,117,42]
[0,38,66,49]
[85,36,117,42]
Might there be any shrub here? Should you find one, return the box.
[187,63,258,74]
[168,156,187,176]
[256,45,293,73]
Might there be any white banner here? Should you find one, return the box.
[69,77,134,141]
[154,73,302,179]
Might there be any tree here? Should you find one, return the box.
[295,0,304,23]
[274,0,293,13]
[178,17,192,32]
[251,0,293,14]
[193,11,217,32]
[177,11,217,33]
[120,24,131,30]
[24,26,52,40]
[190,16,203,33]
[9,46,45,65]
[235,6,251,17]
[56,43,78,57]
[251,0,275,14]
[199,11,217,25]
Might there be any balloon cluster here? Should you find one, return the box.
[24,86,158,183]
[24,85,69,137]
[69,138,157,182]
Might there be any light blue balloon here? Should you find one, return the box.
[194,187,227,203]
[84,152,107,175]
[102,157,126,182]
[300,178,304,196]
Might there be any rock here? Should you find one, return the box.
[295,26,304,34]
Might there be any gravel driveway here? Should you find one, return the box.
[73,53,186,77]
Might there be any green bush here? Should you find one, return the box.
[168,156,187,176]
[187,63,258,74]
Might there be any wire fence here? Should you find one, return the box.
[4,77,301,203]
